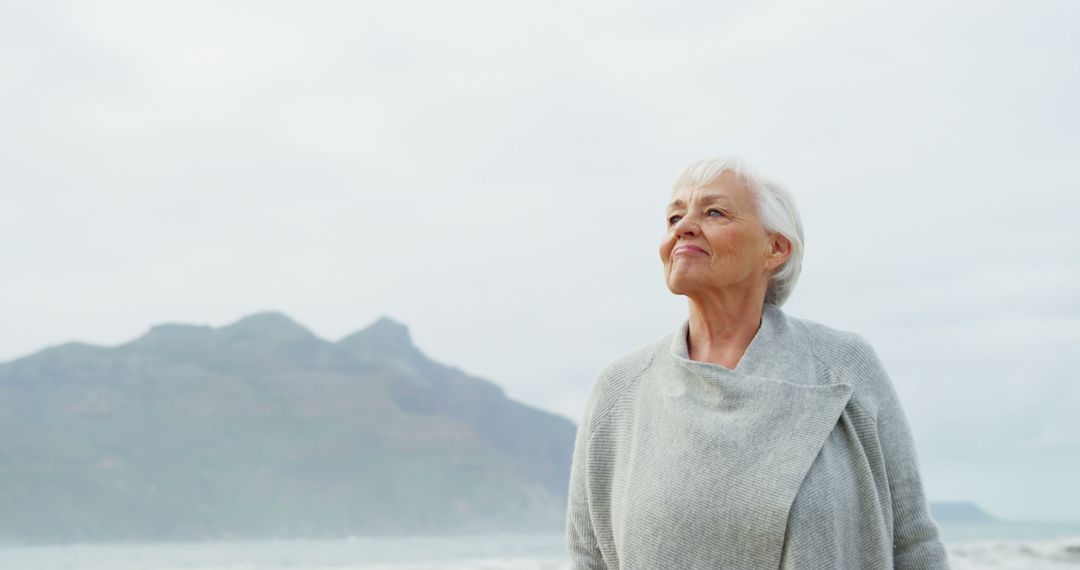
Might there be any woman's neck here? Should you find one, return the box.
[686,292,765,369]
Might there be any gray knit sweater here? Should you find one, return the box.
[565,304,950,569]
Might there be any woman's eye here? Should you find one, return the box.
[707,209,726,218]
[667,215,682,225]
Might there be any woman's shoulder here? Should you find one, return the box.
[784,313,880,366]
[579,333,669,425]
[596,334,666,380]
[782,312,896,415]
[591,335,666,394]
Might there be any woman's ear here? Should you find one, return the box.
[767,234,792,271]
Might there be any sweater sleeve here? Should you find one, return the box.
[565,393,608,569]
[856,341,951,569]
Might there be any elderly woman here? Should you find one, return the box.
[565,157,950,569]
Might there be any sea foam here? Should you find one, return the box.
[949,535,1080,570]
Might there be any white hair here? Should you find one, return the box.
[671,156,804,306]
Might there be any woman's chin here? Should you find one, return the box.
[666,276,702,296]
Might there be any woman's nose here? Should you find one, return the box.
[673,215,699,237]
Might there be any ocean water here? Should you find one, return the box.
[942,521,1080,570]
[0,533,568,570]
[1,523,1078,569]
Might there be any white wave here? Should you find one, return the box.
[342,560,570,570]
[949,535,1080,569]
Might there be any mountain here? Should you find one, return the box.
[930,501,997,523]
[0,312,576,543]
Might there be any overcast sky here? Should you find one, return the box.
[2,0,1078,520]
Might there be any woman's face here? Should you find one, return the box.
[659,171,777,299]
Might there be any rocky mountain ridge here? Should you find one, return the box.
[0,312,575,543]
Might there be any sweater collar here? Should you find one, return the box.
[646,305,854,569]
[668,303,818,385]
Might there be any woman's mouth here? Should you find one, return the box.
[673,245,707,256]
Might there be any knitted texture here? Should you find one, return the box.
[565,304,950,569]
